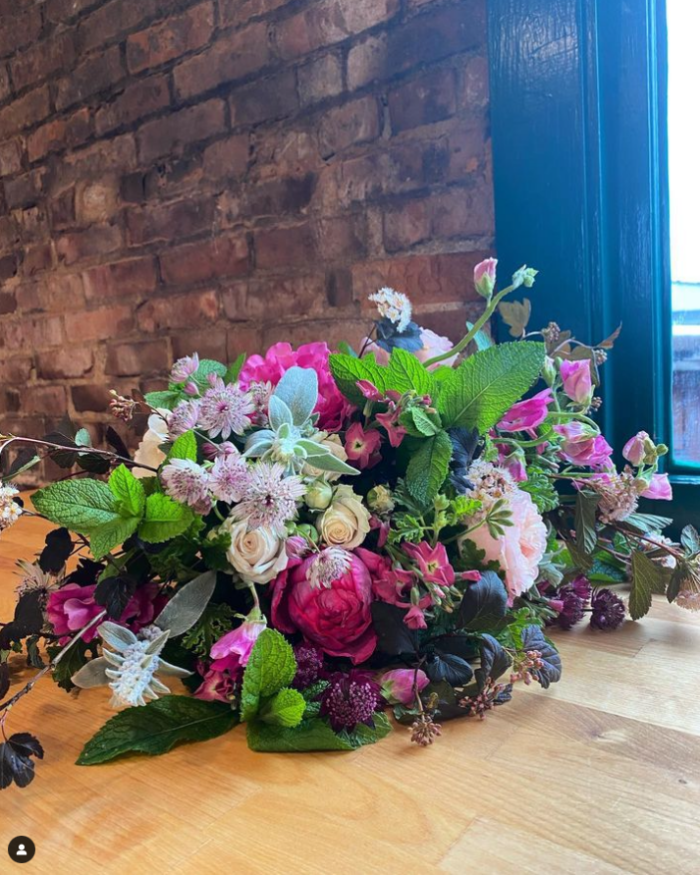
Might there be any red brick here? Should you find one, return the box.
[298,53,343,106]
[274,0,399,60]
[246,174,315,218]
[227,324,263,359]
[202,135,249,181]
[0,5,41,56]
[419,304,487,345]
[56,225,123,266]
[95,75,170,136]
[3,316,64,351]
[316,215,367,261]
[347,33,387,90]
[64,304,134,341]
[0,139,24,176]
[3,168,46,210]
[49,188,76,229]
[0,87,50,137]
[254,223,317,270]
[388,68,457,134]
[253,127,320,179]
[0,216,20,253]
[172,328,228,362]
[0,63,11,102]
[106,340,170,376]
[25,385,67,416]
[126,3,215,75]
[76,0,179,53]
[430,185,494,238]
[36,347,94,380]
[137,289,220,332]
[383,199,431,252]
[223,275,324,321]
[46,0,97,24]
[71,384,113,413]
[318,96,381,158]
[58,134,137,189]
[75,178,120,225]
[55,46,124,112]
[459,55,489,111]
[127,197,216,247]
[160,234,249,286]
[21,243,53,277]
[27,109,93,163]
[0,356,33,383]
[262,319,366,351]
[137,99,225,163]
[0,291,16,314]
[314,153,388,211]
[230,70,298,126]
[174,23,271,100]
[219,0,292,27]
[16,273,85,313]
[11,32,76,92]
[0,253,18,281]
[83,256,158,301]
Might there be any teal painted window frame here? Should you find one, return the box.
[487,0,699,531]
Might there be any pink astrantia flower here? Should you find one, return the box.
[167,400,200,438]
[402,541,455,589]
[498,388,553,432]
[170,353,199,383]
[623,431,651,466]
[239,342,353,432]
[344,422,382,469]
[641,473,673,501]
[380,668,429,706]
[555,422,613,468]
[559,360,593,405]
[208,452,249,504]
[474,257,498,299]
[233,461,305,535]
[161,458,212,514]
[197,376,255,439]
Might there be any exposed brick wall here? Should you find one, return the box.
[0,0,493,467]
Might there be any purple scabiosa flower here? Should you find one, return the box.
[233,461,305,535]
[197,376,255,440]
[590,589,626,630]
[209,452,249,504]
[170,353,199,384]
[161,459,212,514]
[292,643,325,689]
[319,670,382,732]
[167,400,200,438]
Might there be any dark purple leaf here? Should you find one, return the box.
[105,426,131,460]
[521,626,562,689]
[65,558,103,587]
[0,663,9,700]
[458,570,508,630]
[0,591,44,649]
[0,733,43,791]
[370,602,418,656]
[424,652,474,686]
[94,575,137,620]
[475,634,511,690]
[39,528,73,574]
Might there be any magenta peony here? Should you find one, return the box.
[271,555,377,664]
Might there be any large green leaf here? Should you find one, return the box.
[259,688,306,728]
[405,431,453,506]
[32,480,120,534]
[329,353,388,405]
[246,712,392,752]
[574,491,600,555]
[240,629,297,722]
[77,696,238,765]
[436,342,545,431]
[166,430,197,463]
[138,494,195,543]
[386,347,434,396]
[89,517,140,560]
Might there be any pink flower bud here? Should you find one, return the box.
[380,668,429,706]
[622,431,651,466]
[474,257,498,299]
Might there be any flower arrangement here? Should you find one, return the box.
[0,259,695,791]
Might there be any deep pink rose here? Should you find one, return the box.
[272,555,376,664]
[239,341,352,431]
[498,388,553,432]
[559,360,593,405]
[641,473,672,501]
[474,257,498,298]
[555,423,613,468]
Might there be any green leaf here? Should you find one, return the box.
[193,359,227,387]
[109,464,146,519]
[77,696,238,765]
[89,517,140,559]
[436,342,545,432]
[240,629,297,722]
[400,407,442,438]
[329,353,388,406]
[138,494,195,543]
[575,491,600,555]
[623,512,673,535]
[519,467,560,513]
[166,430,197,463]
[225,353,246,383]
[386,347,434,396]
[246,712,392,753]
[259,688,306,728]
[155,571,217,637]
[405,431,452,507]
[629,550,663,620]
[681,525,700,555]
[32,480,120,534]
[144,390,182,411]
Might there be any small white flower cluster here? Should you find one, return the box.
[369,287,413,333]
[0,483,22,531]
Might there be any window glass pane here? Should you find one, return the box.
[668,1,700,463]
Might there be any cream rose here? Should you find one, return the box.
[132,413,168,478]
[221,518,288,584]
[317,485,370,551]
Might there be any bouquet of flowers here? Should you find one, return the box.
[0,258,694,791]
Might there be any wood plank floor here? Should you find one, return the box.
[1,509,699,874]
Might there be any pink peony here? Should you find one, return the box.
[474,257,498,299]
[559,360,593,405]
[467,488,547,602]
[380,668,429,706]
[402,541,455,589]
[271,555,377,664]
[641,473,673,501]
[344,422,382,469]
[239,341,352,432]
[555,422,613,468]
[498,388,553,432]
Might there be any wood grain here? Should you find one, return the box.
[1,509,699,874]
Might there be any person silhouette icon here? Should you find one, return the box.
[8,836,36,863]
[16,846,27,857]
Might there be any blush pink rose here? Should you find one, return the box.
[239,341,352,432]
[272,555,377,664]
[466,489,547,602]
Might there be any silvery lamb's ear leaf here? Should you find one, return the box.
[297,440,359,476]
[158,659,193,678]
[99,622,138,651]
[144,628,170,655]
[71,657,110,689]
[155,571,217,637]
[244,430,275,457]
[268,395,294,431]
[273,366,318,426]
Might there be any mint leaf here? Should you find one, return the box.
[247,711,392,752]
[329,353,388,405]
[400,407,441,437]
[166,430,197,463]
[259,688,306,728]
[144,390,181,410]
[89,517,140,560]
[77,696,238,765]
[240,629,297,722]
[32,480,120,534]
[192,359,226,390]
[386,347,434,396]
[138,494,195,543]
[629,550,662,620]
[405,431,452,506]
[109,464,146,519]
[225,353,246,383]
[437,342,545,431]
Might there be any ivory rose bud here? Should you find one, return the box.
[317,485,371,550]
[220,517,288,584]
[474,257,498,299]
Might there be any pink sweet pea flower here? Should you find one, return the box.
[344,422,382,469]
[356,380,384,402]
[380,668,429,706]
[623,431,651,466]
[559,360,593,405]
[474,257,498,299]
[555,422,613,468]
[209,619,266,674]
[402,541,455,589]
[641,473,673,501]
[498,388,553,432]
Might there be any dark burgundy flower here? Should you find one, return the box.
[547,585,585,630]
[319,670,382,732]
[292,643,325,689]
[590,589,625,630]
[571,574,592,601]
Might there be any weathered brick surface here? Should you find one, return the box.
[0,0,493,480]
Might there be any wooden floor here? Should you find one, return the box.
[1,511,699,874]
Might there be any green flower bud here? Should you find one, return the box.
[305,479,334,511]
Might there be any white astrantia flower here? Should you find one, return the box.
[307,547,352,589]
[0,483,23,531]
[369,287,412,332]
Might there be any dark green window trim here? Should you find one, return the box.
[487,0,699,531]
